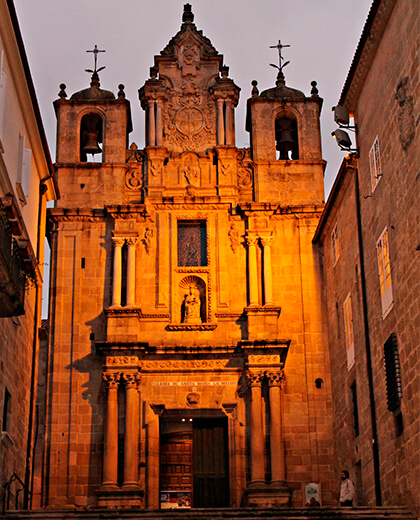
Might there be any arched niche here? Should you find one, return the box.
[80,112,104,162]
[274,113,299,160]
[179,275,206,324]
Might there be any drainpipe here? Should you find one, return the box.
[352,162,382,505]
[23,178,49,509]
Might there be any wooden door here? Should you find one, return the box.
[193,418,229,508]
[160,432,192,508]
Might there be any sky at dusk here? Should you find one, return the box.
[11,0,372,315]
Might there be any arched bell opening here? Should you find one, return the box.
[275,116,299,160]
[80,112,104,162]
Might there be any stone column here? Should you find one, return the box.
[267,371,285,483]
[225,100,234,146]
[216,98,225,145]
[126,238,137,307]
[261,235,273,306]
[246,235,259,306]
[148,100,156,146]
[122,373,141,489]
[155,100,163,146]
[111,238,125,307]
[102,372,119,488]
[247,371,265,484]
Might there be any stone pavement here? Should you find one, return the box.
[2,506,417,520]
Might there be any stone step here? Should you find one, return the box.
[2,507,417,520]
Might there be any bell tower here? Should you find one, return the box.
[246,41,325,205]
[53,50,132,205]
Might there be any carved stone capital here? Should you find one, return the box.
[122,372,141,389]
[260,236,273,248]
[112,237,125,248]
[246,370,264,387]
[266,370,285,388]
[245,235,258,247]
[103,372,120,389]
[126,237,138,247]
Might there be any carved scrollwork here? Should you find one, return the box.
[105,356,139,367]
[228,224,240,253]
[186,392,200,408]
[141,359,229,370]
[248,355,281,365]
[125,167,143,191]
[142,227,154,254]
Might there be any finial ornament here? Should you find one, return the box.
[269,39,290,84]
[182,3,194,23]
[85,44,106,75]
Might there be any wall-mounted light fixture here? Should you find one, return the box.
[331,105,358,154]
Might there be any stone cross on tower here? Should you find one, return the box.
[86,44,106,74]
[269,39,290,76]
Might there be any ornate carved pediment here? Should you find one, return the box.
[159,12,220,63]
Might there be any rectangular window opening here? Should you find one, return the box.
[2,388,11,432]
[395,411,404,437]
[177,220,207,267]
[350,382,359,437]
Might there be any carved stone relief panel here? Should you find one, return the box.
[162,77,216,152]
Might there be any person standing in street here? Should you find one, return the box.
[339,470,355,506]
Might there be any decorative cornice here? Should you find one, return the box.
[105,356,140,368]
[166,323,217,331]
[48,208,105,223]
[141,359,231,371]
[104,307,170,320]
[248,354,281,366]
[215,312,244,319]
[244,306,281,316]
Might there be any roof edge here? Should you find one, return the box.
[6,0,60,198]
[313,154,358,243]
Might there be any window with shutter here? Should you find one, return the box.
[17,135,32,203]
[369,136,382,192]
[384,333,402,413]
[331,223,339,266]
[376,227,393,318]
[343,293,355,370]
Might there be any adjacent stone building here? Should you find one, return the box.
[40,4,336,510]
[0,0,59,508]
[313,0,419,514]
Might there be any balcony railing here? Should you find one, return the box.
[0,204,25,317]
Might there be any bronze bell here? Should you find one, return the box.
[276,118,296,159]
[278,129,295,151]
[82,131,102,155]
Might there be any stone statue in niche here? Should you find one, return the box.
[182,286,202,324]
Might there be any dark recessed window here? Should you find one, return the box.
[178,220,207,267]
[2,388,11,432]
[350,382,360,437]
[395,411,404,437]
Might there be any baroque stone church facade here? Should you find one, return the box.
[44,5,335,509]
